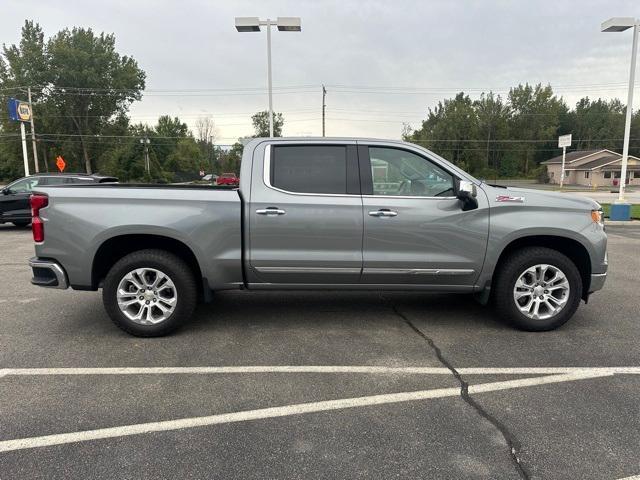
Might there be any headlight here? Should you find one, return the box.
[591,209,604,226]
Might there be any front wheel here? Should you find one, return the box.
[102,249,197,337]
[493,247,582,331]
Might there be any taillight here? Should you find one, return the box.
[30,194,48,243]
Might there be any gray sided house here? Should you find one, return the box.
[541,149,640,186]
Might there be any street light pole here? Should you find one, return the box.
[602,17,639,203]
[619,22,638,202]
[266,19,274,138]
[235,17,302,138]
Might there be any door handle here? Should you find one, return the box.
[256,208,286,216]
[368,209,398,217]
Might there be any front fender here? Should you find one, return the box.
[477,204,607,291]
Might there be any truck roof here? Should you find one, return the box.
[246,136,414,145]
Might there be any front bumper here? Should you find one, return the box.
[589,272,607,293]
[29,257,69,289]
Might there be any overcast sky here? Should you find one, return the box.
[2,0,639,144]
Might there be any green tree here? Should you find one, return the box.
[474,92,511,178]
[0,21,50,175]
[216,141,244,174]
[252,110,284,137]
[630,110,640,158]
[46,26,145,173]
[153,115,189,171]
[507,83,568,174]
[165,138,201,178]
[567,97,626,151]
[0,21,146,177]
[406,92,482,173]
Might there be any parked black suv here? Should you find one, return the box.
[0,173,117,227]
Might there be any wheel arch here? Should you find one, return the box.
[492,235,592,299]
[91,234,204,295]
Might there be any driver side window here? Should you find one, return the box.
[369,147,454,197]
[8,178,39,193]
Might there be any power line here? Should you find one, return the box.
[9,80,639,93]
[35,109,318,119]
[2,131,639,144]
[5,81,638,99]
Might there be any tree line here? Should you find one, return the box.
[403,86,640,180]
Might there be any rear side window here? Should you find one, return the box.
[40,177,67,185]
[66,178,82,184]
[271,146,347,194]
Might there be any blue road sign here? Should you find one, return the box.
[8,98,32,122]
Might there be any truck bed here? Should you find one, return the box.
[33,184,243,290]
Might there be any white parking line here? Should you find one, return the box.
[0,370,613,453]
[0,366,639,377]
[0,297,39,305]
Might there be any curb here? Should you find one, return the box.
[604,220,640,226]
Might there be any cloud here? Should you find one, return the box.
[2,0,637,143]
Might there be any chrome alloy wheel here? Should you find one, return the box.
[513,264,570,320]
[116,268,178,325]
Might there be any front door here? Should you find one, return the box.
[359,144,489,287]
[248,142,363,285]
[0,177,40,222]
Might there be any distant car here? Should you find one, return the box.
[216,173,239,186]
[0,173,117,227]
[202,174,218,183]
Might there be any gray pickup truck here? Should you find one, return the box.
[28,138,607,336]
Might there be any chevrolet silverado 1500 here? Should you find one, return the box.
[28,138,607,336]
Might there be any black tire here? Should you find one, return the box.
[12,220,30,227]
[493,247,582,331]
[102,249,198,337]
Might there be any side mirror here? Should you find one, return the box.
[456,180,478,211]
[1,187,9,195]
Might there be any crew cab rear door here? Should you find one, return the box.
[247,141,363,285]
[358,142,489,287]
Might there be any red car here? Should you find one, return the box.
[216,173,239,186]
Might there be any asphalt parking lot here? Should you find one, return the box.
[0,223,638,480]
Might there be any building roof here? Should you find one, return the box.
[602,162,640,171]
[565,155,620,171]
[541,149,602,165]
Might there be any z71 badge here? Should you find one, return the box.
[496,195,525,203]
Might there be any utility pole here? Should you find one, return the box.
[27,87,39,173]
[485,124,491,169]
[140,138,150,175]
[209,135,215,175]
[322,85,327,137]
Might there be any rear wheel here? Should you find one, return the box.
[12,220,30,227]
[102,249,197,337]
[494,247,582,331]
